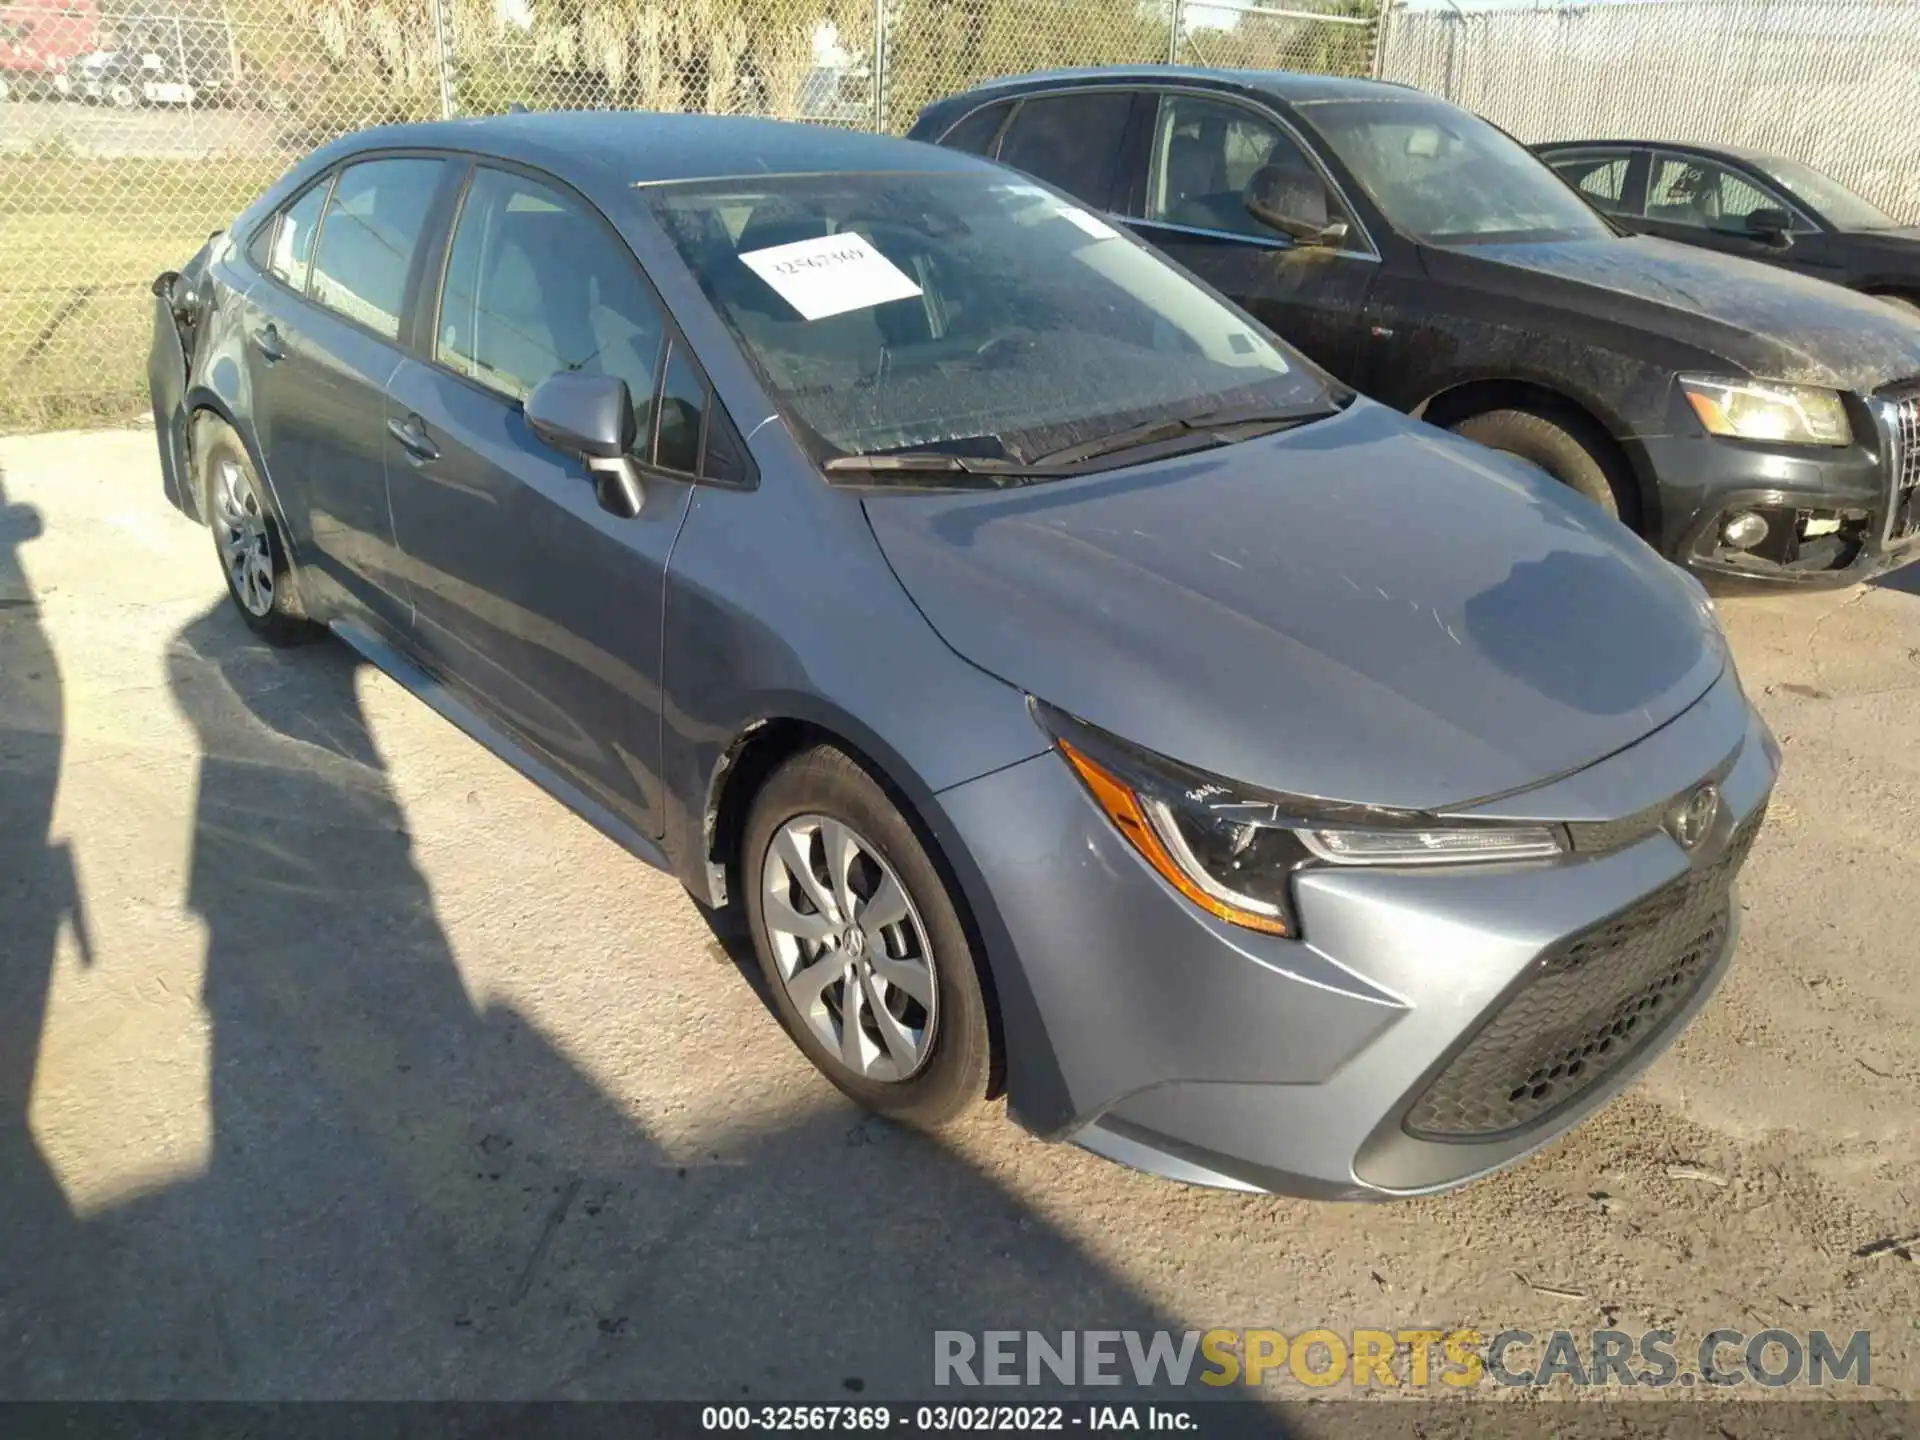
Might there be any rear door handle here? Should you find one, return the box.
[251,324,284,363]
[386,414,440,463]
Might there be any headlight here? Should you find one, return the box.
[1679,376,1850,447]
[1035,703,1566,939]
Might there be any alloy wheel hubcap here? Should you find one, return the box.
[761,814,937,1083]
[213,460,274,618]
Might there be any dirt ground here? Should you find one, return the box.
[2,427,1916,1417]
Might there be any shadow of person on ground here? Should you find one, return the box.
[1869,554,1920,595]
[0,471,99,1391]
[3,595,1277,1419]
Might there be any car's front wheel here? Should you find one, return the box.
[1451,407,1638,530]
[200,424,317,645]
[743,745,993,1127]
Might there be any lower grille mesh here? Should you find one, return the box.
[1404,808,1765,1141]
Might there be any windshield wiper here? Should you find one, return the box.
[1025,402,1337,469]
[821,452,1048,486]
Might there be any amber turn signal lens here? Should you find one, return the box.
[1056,738,1293,937]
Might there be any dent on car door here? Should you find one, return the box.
[243,156,449,636]
[384,165,711,838]
[1121,92,1373,382]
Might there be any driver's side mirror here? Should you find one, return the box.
[1745,206,1794,248]
[1244,164,1349,248]
[525,371,646,517]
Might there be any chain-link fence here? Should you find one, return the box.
[0,0,1377,431]
[1377,0,1920,225]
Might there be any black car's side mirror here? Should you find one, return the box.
[1745,207,1794,248]
[1244,163,1348,248]
[525,371,645,517]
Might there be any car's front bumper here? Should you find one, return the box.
[938,666,1777,1199]
[1636,384,1920,585]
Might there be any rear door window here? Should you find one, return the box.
[1549,150,1636,215]
[939,101,1013,156]
[995,92,1132,208]
[309,157,445,339]
[257,177,331,292]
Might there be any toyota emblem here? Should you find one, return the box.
[1668,784,1721,851]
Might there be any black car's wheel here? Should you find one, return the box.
[199,424,318,645]
[743,744,993,1127]
[1451,408,1638,529]
[107,81,136,109]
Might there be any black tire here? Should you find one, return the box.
[198,423,319,646]
[742,745,993,1127]
[1451,407,1639,529]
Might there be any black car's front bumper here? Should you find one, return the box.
[1635,385,1920,585]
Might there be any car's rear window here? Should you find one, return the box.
[647,170,1342,467]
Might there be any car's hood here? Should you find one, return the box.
[1422,235,1920,392]
[1844,226,1920,261]
[865,402,1726,813]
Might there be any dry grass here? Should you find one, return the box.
[1,157,285,433]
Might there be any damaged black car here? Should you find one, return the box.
[911,70,1920,584]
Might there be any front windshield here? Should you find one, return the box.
[1303,98,1615,245]
[649,171,1344,471]
[1752,153,1904,231]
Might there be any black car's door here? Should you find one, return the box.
[1638,150,1844,281]
[239,156,450,635]
[383,163,719,838]
[1114,90,1375,382]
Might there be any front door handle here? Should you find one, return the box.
[251,324,285,363]
[386,414,440,464]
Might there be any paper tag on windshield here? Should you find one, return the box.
[738,232,922,321]
[1056,206,1119,240]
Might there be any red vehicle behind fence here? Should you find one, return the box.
[0,0,102,100]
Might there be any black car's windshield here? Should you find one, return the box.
[649,171,1345,476]
[1752,153,1904,232]
[1304,98,1615,246]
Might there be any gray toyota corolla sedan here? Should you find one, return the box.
[148,112,1778,1198]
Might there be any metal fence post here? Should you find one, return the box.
[1370,0,1392,81]
[1167,0,1185,65]
[432,0,457,119]
[873,0,889,132]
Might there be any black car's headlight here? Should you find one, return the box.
[1679,375,1851,447]
[1035,702,1566,938]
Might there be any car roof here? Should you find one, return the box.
[320,110,987,187]
[934,65,1422,107]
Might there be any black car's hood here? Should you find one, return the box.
[1423,235,1920,391]
[866,402,1725,812]
[1843,225,1920,268]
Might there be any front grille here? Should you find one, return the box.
[1404,807,1765,1141]
[1883,385,1920,544]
